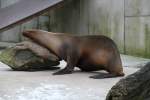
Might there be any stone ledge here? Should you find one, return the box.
[0,42,16,49]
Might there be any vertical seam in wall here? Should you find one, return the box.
[0,0,1,40]
[19,24,22,42]
[79,0,81,34]
[0,0,1,8]
[48,14,51,31]
[37,17,40,29]
[124,0,126,54]
[88,0,90,35]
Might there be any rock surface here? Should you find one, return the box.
[106,62,150,100]
[0,47,60,71]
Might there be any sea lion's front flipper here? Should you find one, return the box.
[53,45,79,75]
[53,66,74,75]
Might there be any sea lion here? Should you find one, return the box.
[22,29,124,79]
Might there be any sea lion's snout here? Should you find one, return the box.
[23,29,38,39]
[22,30,31,37]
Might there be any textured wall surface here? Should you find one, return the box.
[47,0,125,52]
[125,0,150,58]
[0,0,150,58]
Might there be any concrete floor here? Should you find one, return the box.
[0,55,149,100]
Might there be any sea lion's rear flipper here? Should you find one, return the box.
[89,73,122,79]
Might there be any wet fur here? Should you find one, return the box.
[22,29,124,79]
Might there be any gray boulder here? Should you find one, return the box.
[0,47,60,71]
[106,62,150,100]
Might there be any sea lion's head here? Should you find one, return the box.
[23,29,39,39]
[22,29,47,43]
[22,29,54,51]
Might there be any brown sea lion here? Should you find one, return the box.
[22,29,124,79]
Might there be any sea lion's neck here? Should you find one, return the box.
[35,33,62,56]
[23,30,64,57]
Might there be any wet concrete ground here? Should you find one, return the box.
[0,55,149,100]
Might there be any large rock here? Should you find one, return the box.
[0,47,60,71]
[106,62,150,100]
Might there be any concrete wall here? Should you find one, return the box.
[0,0,150,58]
[125,0,150,58]
[0,0,50,43]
